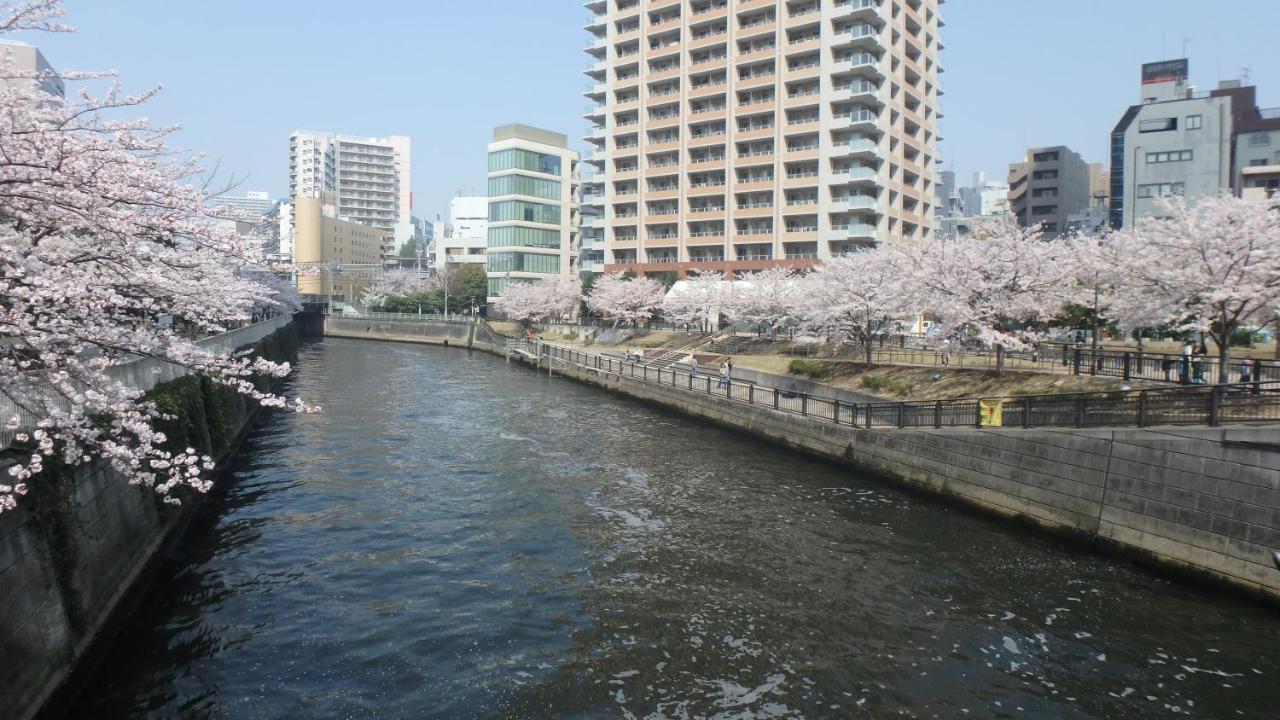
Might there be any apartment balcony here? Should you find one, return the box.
[646,113,681,131]
[646,41,682,61]
[834,0,879,22]
[832,52,882,78]
[687,130,728,148]
[647,65,681,83]
[833,23,883,52]
[646,137,681,153]
[843,195,879,212]
[831,79,882,105]
[736,44,777,64]
[833,221,878,240]
[784,145,819,162]
[833,136,879,158]
[837,107,879,132]
[584,14,606,33]
[783,63,821,83]
[584,104,606,122]
[688,81,728,99]
[585,125,606,144]
[736,72,777,91]
[585,36,607,55]
[686,182,727,197]
[735,203,774,218]
[583,0,606,11]
[785,35,821,55]
[737,18,777,43]
[646,187,680,201]
[688,30,729,51]
[831,166,877,184]
[650,14,681,34]
[782,172,819,189]
[689,153,727,168]
[735,125,776,142]
[783,199,819,214]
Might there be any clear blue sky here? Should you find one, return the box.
[21,1,1279,220]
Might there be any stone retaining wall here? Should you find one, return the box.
[0,322,299,720]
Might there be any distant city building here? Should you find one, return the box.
[1232,101,1280,201]
[485,124,580,300]
[936,170,957,218]
[433,196,488,270]
[288,130,412,257]
[1109,59,1280,228]
[0,40,64,98]
[1007,146,1090,237]
[208,190,275,218]
[956,172,1009,217]
[293,193,384,300]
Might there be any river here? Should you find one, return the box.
[71,338,1279,719]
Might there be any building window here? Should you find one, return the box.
[486,251,562,275]
[1031,187,1058,198]
[487,148,562,176]
[487,225,561,249]
[1137,182,1184,198]
[487,173,562,201]
[1249,159,1270,167]
[1145,150,1193,163]
[1185,115,1202,130]
[1249,133,1273,147]
[1031,205,1057,215]
[1139,118,1177,133]
[488,200,561,225]
[1032,151,1059,162]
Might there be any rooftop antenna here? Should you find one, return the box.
[1181,35,1190,58]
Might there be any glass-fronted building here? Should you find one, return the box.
[485,124,580,300]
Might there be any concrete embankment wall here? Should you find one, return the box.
[543,359,1280,602]
[0,322,299,720]
[325,317,505,352]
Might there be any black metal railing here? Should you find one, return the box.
[538,344,1280,431]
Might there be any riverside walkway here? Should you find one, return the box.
[506,338,1280,431]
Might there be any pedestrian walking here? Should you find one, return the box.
[718,357,732,390]
[1160,356,1173,382]
[1191,345,1206,385]
[690,357,699,378]
[940,338,951,367]
[1179,340,1193,385]
[1241,356,1256,384]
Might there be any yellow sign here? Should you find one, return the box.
[979,399,1004,427]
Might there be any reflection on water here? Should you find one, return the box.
[71,338,1279,719]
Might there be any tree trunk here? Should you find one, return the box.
[1216,332,1231,385]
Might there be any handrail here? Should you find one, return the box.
[530,341,1280,431]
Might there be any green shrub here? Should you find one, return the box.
[788,359,833,379]
[860,375,914,397]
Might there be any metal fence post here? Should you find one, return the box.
[1137,390,1148,427]
[833,400,840,424]
[975,402,982,429]
[1123,352,1132,381]
[1073,348,1082,376]
[934,400,942,429]
[801,394,808,415]
[1075,396,1086,428]
[748,384,755,405]
[1209,385,1221,427]
[896,402,905,428]
[773,389,780,409]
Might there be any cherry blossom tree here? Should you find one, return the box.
[662,269,725,331]
[891,214,1078,352]
[586,271,665,327]
[796,250,909,364]
[0,1,311,513]
[493,275,581,325]
[1100,194,1280,382]
[721,266,802,337]
[361,268,431,309]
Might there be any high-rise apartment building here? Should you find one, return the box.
[1109,60,1280,228]
[485,124,580,300]
[288,131,412,256]
[583,0,943,277]
[1006,146,1090,237]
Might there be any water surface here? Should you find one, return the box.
[73,338,1280,718]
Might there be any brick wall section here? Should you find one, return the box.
[543,359,1280,601]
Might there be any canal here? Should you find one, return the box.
[72,338,1278,719]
